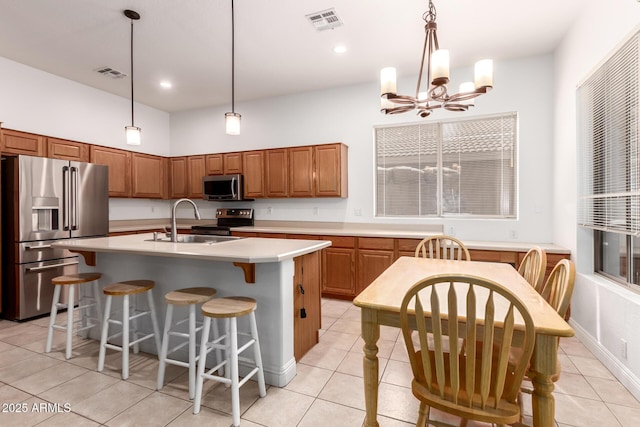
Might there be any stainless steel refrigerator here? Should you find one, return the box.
[1,155,108,320]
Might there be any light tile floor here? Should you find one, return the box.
[0,298,639,426]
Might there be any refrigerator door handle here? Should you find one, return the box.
[24,244,53,250]
[26,260,79,272]
[71,166,79,230]
[62,166,70,231]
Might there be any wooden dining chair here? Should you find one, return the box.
[400,274,535,427]
[517,246,547,293]
[415,235,471,261]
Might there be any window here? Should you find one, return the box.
[375,113,517,218]
[577,31,640,286]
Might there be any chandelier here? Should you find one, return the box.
[380,0,493,118]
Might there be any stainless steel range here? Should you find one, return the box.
[190,208,254,236]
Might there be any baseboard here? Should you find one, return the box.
[570,319,640,401]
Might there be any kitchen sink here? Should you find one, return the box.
[145,234,241,244]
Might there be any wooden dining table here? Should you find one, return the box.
[352,256,574,427]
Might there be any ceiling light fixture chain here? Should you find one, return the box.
[380,0,493,118]
[225,0,241,135]
[124,9,141,145]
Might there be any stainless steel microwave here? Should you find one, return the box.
[202,174,244,201]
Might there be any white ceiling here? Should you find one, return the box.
[0,0,584,113]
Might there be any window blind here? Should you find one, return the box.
[577,33,640,236]
[375,113,517,218]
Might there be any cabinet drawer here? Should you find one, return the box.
[469,249,518,264]
[287,234,322,240]
[321,235,355,248]
[358,237,394,250]
[397,238,423,252]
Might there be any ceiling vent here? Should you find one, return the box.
[94,66,127,79]
[306,8,343,31]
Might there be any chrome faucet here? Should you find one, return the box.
[171,198,201,242]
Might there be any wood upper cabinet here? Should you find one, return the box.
[169,157,188,199]
[243,150,265,198]
[265,148,288,197]
[46,137,89,162]
[89,145,132,197]
[314,143,348,197]
[187,155,205,199]
[1,129,45,156]
[131,152,167,199]
[223,152,243,174]
[205,154,224,175]
[288,145,314,197]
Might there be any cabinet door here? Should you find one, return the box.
[357,249,395,293]
[187,155,205,199]
[132,153,167,199]
[169,157,188,199]
[223,152,243,174]
[322,247,356,298]
[288,146,314,197]
[265,148,288,197]
[205,154,224,175]
[1,129,45,156]
[46,137,89,162]
[90,145,132,197]
[314,143,348,197]
[243,150,265,198]
[293,251,321,360]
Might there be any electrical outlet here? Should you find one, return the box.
[267,207,273,215]
[354,208,362,216]
[622,338,628,359]
[151,206,155,213]
[447,226,455,236]
[509,230,518,239]
[313,207,319,215]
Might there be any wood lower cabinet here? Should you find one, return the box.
[243,150,265,198]
[205,154,224,175]
[357,237,395,293]
[289,145,314,197]
[293,251,321,360]
[90,145,132,197]
[314,143,348,197]
[131,152,167,199]
[1,129,45,156]
[223,152,243,174]
[187,155,205,198]
[46,137,89,162]
[321,236,356,299]
[169,157,188,199]
[265,148,288,197]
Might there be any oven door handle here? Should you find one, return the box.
[26,261,79,272]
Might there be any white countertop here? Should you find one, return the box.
[53,233,331,263]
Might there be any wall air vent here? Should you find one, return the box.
[94,66,127,79]
[305,8,343,31]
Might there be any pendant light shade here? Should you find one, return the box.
[225,0,241,135]
[225,112,241,135]
[124,9,141,145]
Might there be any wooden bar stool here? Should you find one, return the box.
[46,272,102,359]
[157,287,217,399]
[97,279,161,380]
[193,297,266,427]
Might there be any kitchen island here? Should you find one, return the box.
[52,233,331,387]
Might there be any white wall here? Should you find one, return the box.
[554,0,640,398]
[171,54,556,242]
[0,57,171,156]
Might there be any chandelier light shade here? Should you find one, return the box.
[124,9,141,145]
[225,0,241,135]
[380,0,493,118]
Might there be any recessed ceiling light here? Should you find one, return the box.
[160,80,172,89]
[333,45,347,54]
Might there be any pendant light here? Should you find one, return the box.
[225,0,241,135]
[124,9,141,145]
